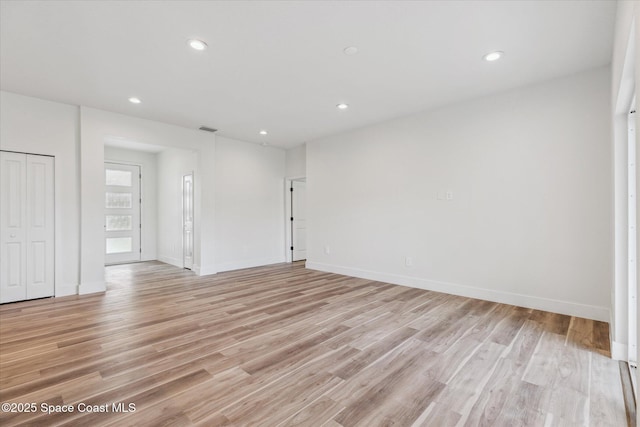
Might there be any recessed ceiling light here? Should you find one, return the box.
[483,51,504,62]
[259,130,268,135]
[337,103,349,110]
[188,39,208,51]
[343,46,358,55]
[128,97,141,104]
[199,126,217,133]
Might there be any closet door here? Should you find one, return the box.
[0,152,54,303]
[25,155,55,299]
[1,152,28,302]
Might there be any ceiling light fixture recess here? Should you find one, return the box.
[199,126,217,133]
[483,51,504,62]
[128,97,141,104]
[343,46,358,55]
[259,130,268,135]
[337,103,349,110]
[188,39,208,51]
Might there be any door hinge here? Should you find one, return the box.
[290,217,294,221]
[290,246,294,250]
[290,187,293,192]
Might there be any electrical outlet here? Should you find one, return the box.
[445,191,453,201]
[405,256,413,267]
[324,246,331,255]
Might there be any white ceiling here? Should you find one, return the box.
[0,1,615,149]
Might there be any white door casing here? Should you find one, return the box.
[183,173,194,270]
[629,104,637,367]
[292,180,307,261]
[1,151,55,303]
[104,163,141,264]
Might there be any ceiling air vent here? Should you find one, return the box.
[199,126,217,133]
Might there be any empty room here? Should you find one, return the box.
[0,1,638,426]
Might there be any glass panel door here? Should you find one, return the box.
[105,163,141,264]
[183,173,194,270]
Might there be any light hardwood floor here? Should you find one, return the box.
[0,261,630,426]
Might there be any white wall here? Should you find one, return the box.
[307,66,612,321]
[104,146,158,261]
[156,147,198,268]
[78,107,109,293]
[612,1,639,111]
[286,144,306,177]
[0,91,80,297]
[214,136,286,271]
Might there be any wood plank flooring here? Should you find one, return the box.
[0,261,629,426]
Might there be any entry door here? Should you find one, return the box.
[292,180,307,261]
[183,173,194,270]
[1,151,55,303]
[105,163,141,264]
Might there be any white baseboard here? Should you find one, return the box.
[158,255,183,268]
[611,340,629,361]
[216,256,286,273]
[193,265,217,276]
[159,256,283,275]
[78,280,105,295]
[306,261,610,322]
[55,283,78,297]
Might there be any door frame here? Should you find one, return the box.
[629,101,637,370]
[285,176,306,263]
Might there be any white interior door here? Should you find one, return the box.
[183,173,194,270]
[105,163,141,264]
[1,151,54,303]
[292,180,306,261]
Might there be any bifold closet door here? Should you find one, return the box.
[1,152,54,303]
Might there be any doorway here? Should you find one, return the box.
[1,151,55,303]
[104,162,141,264]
